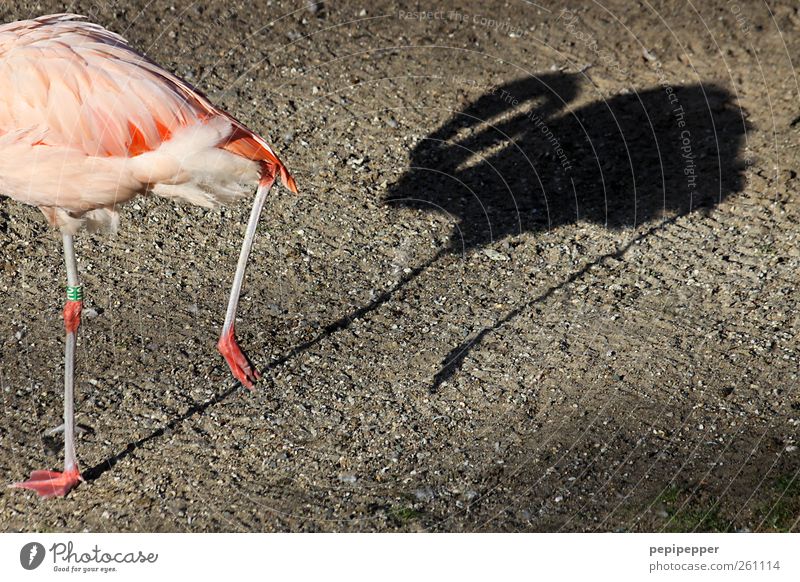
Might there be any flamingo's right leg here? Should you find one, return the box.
[10,232,83,498]
[217,177,275,389]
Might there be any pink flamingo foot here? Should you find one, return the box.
[217,326,261,390]
[10,467,82,498]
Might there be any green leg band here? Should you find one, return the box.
[66,286,84,301]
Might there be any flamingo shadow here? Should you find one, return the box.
[385,72,749,391]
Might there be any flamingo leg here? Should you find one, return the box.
[11,232,83,497]
[217,177,275,389]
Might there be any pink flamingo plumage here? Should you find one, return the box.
[0,14,297,497]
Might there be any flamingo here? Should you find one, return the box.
[0,14,297,497]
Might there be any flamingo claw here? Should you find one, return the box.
[10,467,82,498]
[217,326,260,389]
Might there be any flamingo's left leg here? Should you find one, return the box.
[217,176,275,389]
[11,232,84,497]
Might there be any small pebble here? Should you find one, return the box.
[338,472,357,483]
[414,487,435,502]
[82,307,99,319]
[483,249,510,261]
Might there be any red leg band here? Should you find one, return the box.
[64,300,82,334]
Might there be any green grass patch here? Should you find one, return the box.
[388,505,422,525]
[655,485,732,532]
[759,475,800,532]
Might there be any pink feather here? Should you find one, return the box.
[0,13,296,233]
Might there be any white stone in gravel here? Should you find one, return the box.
[338,473,357,483]
[483,249,510,261]
[82,307,99,319]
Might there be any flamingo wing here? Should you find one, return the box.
[0,13,295,190]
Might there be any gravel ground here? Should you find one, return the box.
[1,0,799,532]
